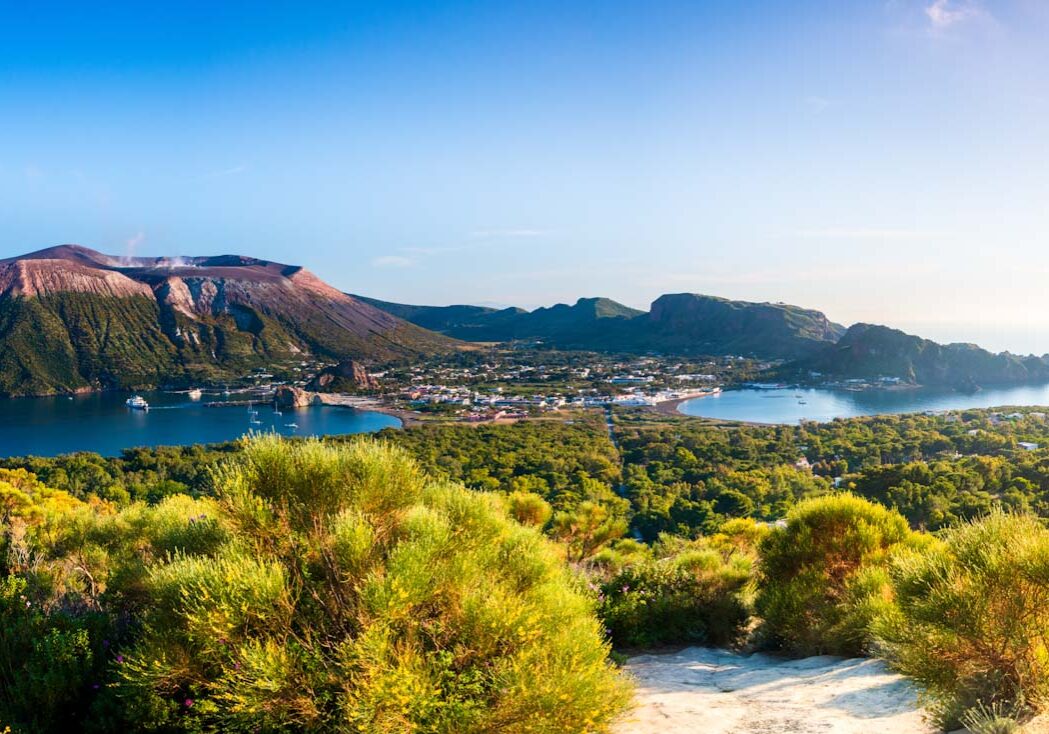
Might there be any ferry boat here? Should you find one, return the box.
[125,395,150,411]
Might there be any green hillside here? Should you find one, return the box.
[362,292,843,359]
[800,323,1049,387]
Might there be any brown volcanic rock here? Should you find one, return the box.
[0,258,154,299]
[0,244,456,396]
[309,359,379,391]
[1,244,450,357]
[274,385,314,408]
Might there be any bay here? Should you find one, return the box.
[0,390,400,457]
[678,384,1049,425]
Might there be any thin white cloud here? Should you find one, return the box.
[470,228,549,239]
[925,0,984,29]
[400,244,470,256]
[793,227,951,240]
[371,255,416,269]
[202,164,247,179]
[804,96,833,114]
[638,262,941,289]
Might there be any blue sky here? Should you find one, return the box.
[1,1,1048,351]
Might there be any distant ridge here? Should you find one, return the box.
[799,322,1049,387]
[362,292,1049,387]
[359,292,844,359]
[0,245,455,396]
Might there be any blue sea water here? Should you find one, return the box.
[678,384,1049,425]
[0,390,400,457]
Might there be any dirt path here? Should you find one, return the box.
[616,647,933,734]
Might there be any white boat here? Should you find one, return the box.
[285,422,298,429]
[187,388,203,400]
[126,395,149,411]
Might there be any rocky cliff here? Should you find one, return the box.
[309,359,380,392]
[800,323,1049,387]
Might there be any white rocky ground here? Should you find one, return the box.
[615,647,934,734]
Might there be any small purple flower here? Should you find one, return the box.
[92,683,101,690]
[184,698,194,708]
[116,655,124,663]
[621,585,630,593]
[102,639,110,648]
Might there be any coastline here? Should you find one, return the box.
[310,393,422,427]
[653,395,700,417]
[652,389,724,417]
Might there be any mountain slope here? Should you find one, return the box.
[356,295,642,345]
[634,294,845,359]
[362,293,843,359]
[0,245,455,396]
[354,296,521,335]
[800,323,1049,387]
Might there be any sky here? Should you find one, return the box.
[1,0,1048,353]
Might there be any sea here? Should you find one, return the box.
[0,390,400,458]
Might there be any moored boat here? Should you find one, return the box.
[126,395,149,411]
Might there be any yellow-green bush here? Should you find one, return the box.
[755,493,924,656]
[876,512,1049,728]
[595,529,760,648]
[0,485,224,733]
[115,436,631,732]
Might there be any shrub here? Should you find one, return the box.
[596,533,756,648]
[876,511,1049,727]
[507,490,553,528]
[755,493,921,656]
[0,488,224,733]
[115,436,631,732]
[549,501,627,562]
[0,575,110,733]
[960,701,1021,734]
